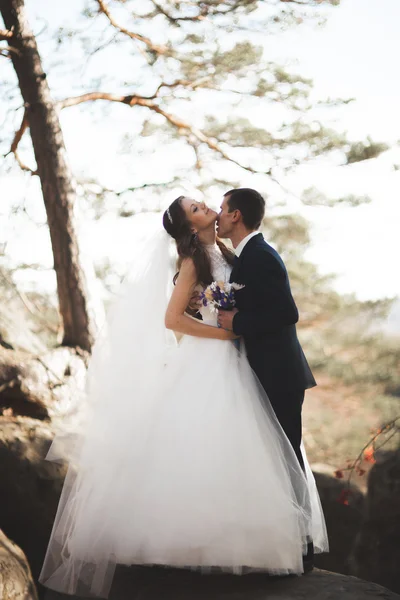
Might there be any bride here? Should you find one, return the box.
[40,196,328,598]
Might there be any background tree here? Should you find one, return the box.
[0,0,99,351]
[1,1,386,211]
[0,0,394,371]
[1,4,399,592]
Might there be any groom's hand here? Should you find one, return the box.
[185,292,202,316]
[217,308,238,331]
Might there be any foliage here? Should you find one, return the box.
[0,0,396,402]
[263,212,399,399]
[0,0,388,192]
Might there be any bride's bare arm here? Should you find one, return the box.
[165,258,238,340]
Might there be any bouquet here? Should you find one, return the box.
[200,281,244,313]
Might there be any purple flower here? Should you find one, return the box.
[200,281,244,313]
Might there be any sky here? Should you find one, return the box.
[1,0,399,325]
[269,0,400,303]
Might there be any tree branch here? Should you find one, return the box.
[10,109,28,153]
[0,27,19,58]
[95,0,169,55]
[150,0,259,25]
[0,45,20,57]
[0,28,13,40]
[58,91,270,176]
[57,91,153,109]
[149,1,206,23]
[280,0,304,3]
[155,76,212,96]
[79,178,180,198]
[5,109,38,175]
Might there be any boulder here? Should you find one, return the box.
[0,529,38,600]
[351,449,400,594]
[0,416,67,582]
[312,467,364,575]
[0,300,46,355]
[106,566,400,599]
[0,346,87,419]
[0,415,398,600]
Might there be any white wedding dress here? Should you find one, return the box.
[40,238,328,598]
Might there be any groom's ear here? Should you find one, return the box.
[231,209,241,224]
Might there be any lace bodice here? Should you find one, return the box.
[198,244,232,327]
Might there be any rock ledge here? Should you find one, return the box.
[106,566,400,600]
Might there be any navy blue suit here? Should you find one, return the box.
[231,233,316,469]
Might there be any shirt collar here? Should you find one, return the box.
[234,231,260,257]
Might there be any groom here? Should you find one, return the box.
[217,188,316,568]
[217,188,316,469]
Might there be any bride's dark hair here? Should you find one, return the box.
[163,196,235,286]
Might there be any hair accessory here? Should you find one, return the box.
[167,208,173,224]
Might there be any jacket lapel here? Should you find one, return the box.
[229,233,262,283]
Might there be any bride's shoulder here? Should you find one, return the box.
[177,258,197,282]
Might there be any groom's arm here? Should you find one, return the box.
[232,251,299,337]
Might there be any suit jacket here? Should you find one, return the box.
[230,233,316,395]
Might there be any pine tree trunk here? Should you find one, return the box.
[0,0,96,351]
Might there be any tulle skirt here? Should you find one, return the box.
[40,336,328,598]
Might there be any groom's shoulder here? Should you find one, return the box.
[248,235,280,259]
[245,235,286,271]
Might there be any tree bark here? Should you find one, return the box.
[0,0,96,351]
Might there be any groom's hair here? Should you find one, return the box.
[224,188,265,230]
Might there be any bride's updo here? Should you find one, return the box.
[163,196,234,286]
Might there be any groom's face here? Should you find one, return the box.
[217,196,235,239]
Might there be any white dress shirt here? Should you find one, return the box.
[234,231,260,257]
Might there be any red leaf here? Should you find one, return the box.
[364,446,376,464]
[337,488,352,506]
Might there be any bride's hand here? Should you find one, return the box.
[222,330,241,341]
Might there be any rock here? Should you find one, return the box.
[0,332,14,350]
[104,566,400,599]
[312,468,364,575]
[351,449,400,594]
[0,299,46,355]
[0,416,67,583]
[0,346,87,419]
[0,529,38,599]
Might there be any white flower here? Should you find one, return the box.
[231,282,245,291]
